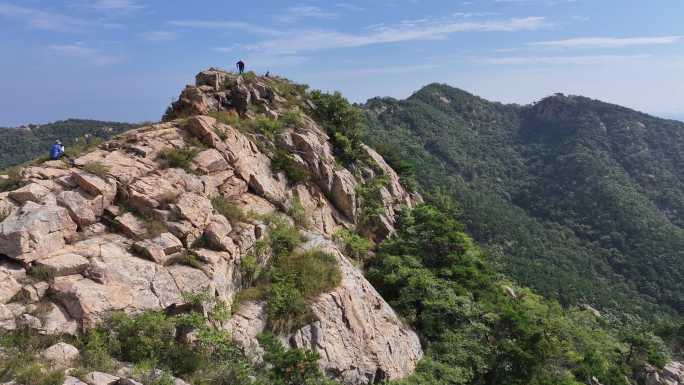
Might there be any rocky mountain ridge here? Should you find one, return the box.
[0,69,422,385]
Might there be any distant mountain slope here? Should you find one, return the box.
[364,84,684,320]
[0,119,137,169]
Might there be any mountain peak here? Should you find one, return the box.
[0,69,423,385]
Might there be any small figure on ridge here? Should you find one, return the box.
[236,60,245,74]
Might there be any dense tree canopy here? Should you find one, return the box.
[363,84,684,324]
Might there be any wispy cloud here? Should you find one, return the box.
[529,36,683,49]
[320,64,441,78]
[90,0,144,10]
[244,16,550,54]
[335,3,365,11]
[0,3,121,31]
[276,6,338,23]
[168,20,280,36]
[475,54,652,65]
[141,30,177,42]
[49,42,122,66]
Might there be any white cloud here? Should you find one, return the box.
[276,6,338,23]
[90,0,144,10]
[0,3,121,31]
[244,16,550,54]
[335,3,365,11]
[49,43,122,66]
[529,36,683,49]
[168,20,280,36]
[141,30,177,41]
[475,54,652,65]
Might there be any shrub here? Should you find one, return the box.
[309,90,364,164]
[240,253,261,286]
[272,149,310,185]
[334,229,373,261]
[208,111,241,129]
[211,196,248,223]
[144,217,168,239]
[258,332,333,385]
[77,329,118,373]
[83,161,110,178]
[263,249,341,333]
[180,252,203,269]
[27,265,55,282]
[159,146,199,172]
[287,194,310,229]
[267,215,302,259]
[247,116,283,141]
[279,111,302,127]
[0,167,23,192]
[356,176,389,230]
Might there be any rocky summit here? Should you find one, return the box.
[0,69,423,385]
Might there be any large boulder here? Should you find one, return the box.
[35,253,90,277]
[0,202,77,262]
[41,342,80,370]
[0,270,21,304]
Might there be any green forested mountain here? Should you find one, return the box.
[363,84,684,322]
[0,119,137,169]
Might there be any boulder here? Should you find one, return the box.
[8,183,51,204]
[0,202,77,262]
[34,253,90,277]
[63,377,88,385]
[57,190,97,227]
[41,342,80,370]
[84,372,119,385]
[194,149,229,174]
[36,302,78,335]
[0,270,21,304]
[114,212,147,238]
[71,172,116,200]
[184,116,224,149]
[174,192,213,228]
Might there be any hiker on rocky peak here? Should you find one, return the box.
[49,140,65,160]
[236,60,245,74]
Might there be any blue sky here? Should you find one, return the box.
[1,0,683,126]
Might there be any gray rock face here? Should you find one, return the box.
[0,202,77,262]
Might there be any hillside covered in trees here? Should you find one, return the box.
[363,84,684,324]
[0,120,137,169]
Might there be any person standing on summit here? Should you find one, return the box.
[236,60,245,74]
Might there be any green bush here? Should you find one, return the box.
[264,249,341,333]
[310,90,364,164]
[287,194,310,229]
[27,265,55,282]
[334,229,373,261]
[0,167,23,192]
[83,161,110,178]
[272,149,310,185]
[247,116,283,141]
[279,111,303,127]
[259,332,334,385]
[267,215,302,259]
[356,176,389,230]
[211,196,248,223]
[159,146,199,172]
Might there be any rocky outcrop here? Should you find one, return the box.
[642,362,684,385]
[0,68,422,385]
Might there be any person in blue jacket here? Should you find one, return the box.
[49,140,65,160]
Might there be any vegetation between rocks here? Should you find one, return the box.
[235,216,341,333]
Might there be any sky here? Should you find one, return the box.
[1,0,683,126]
